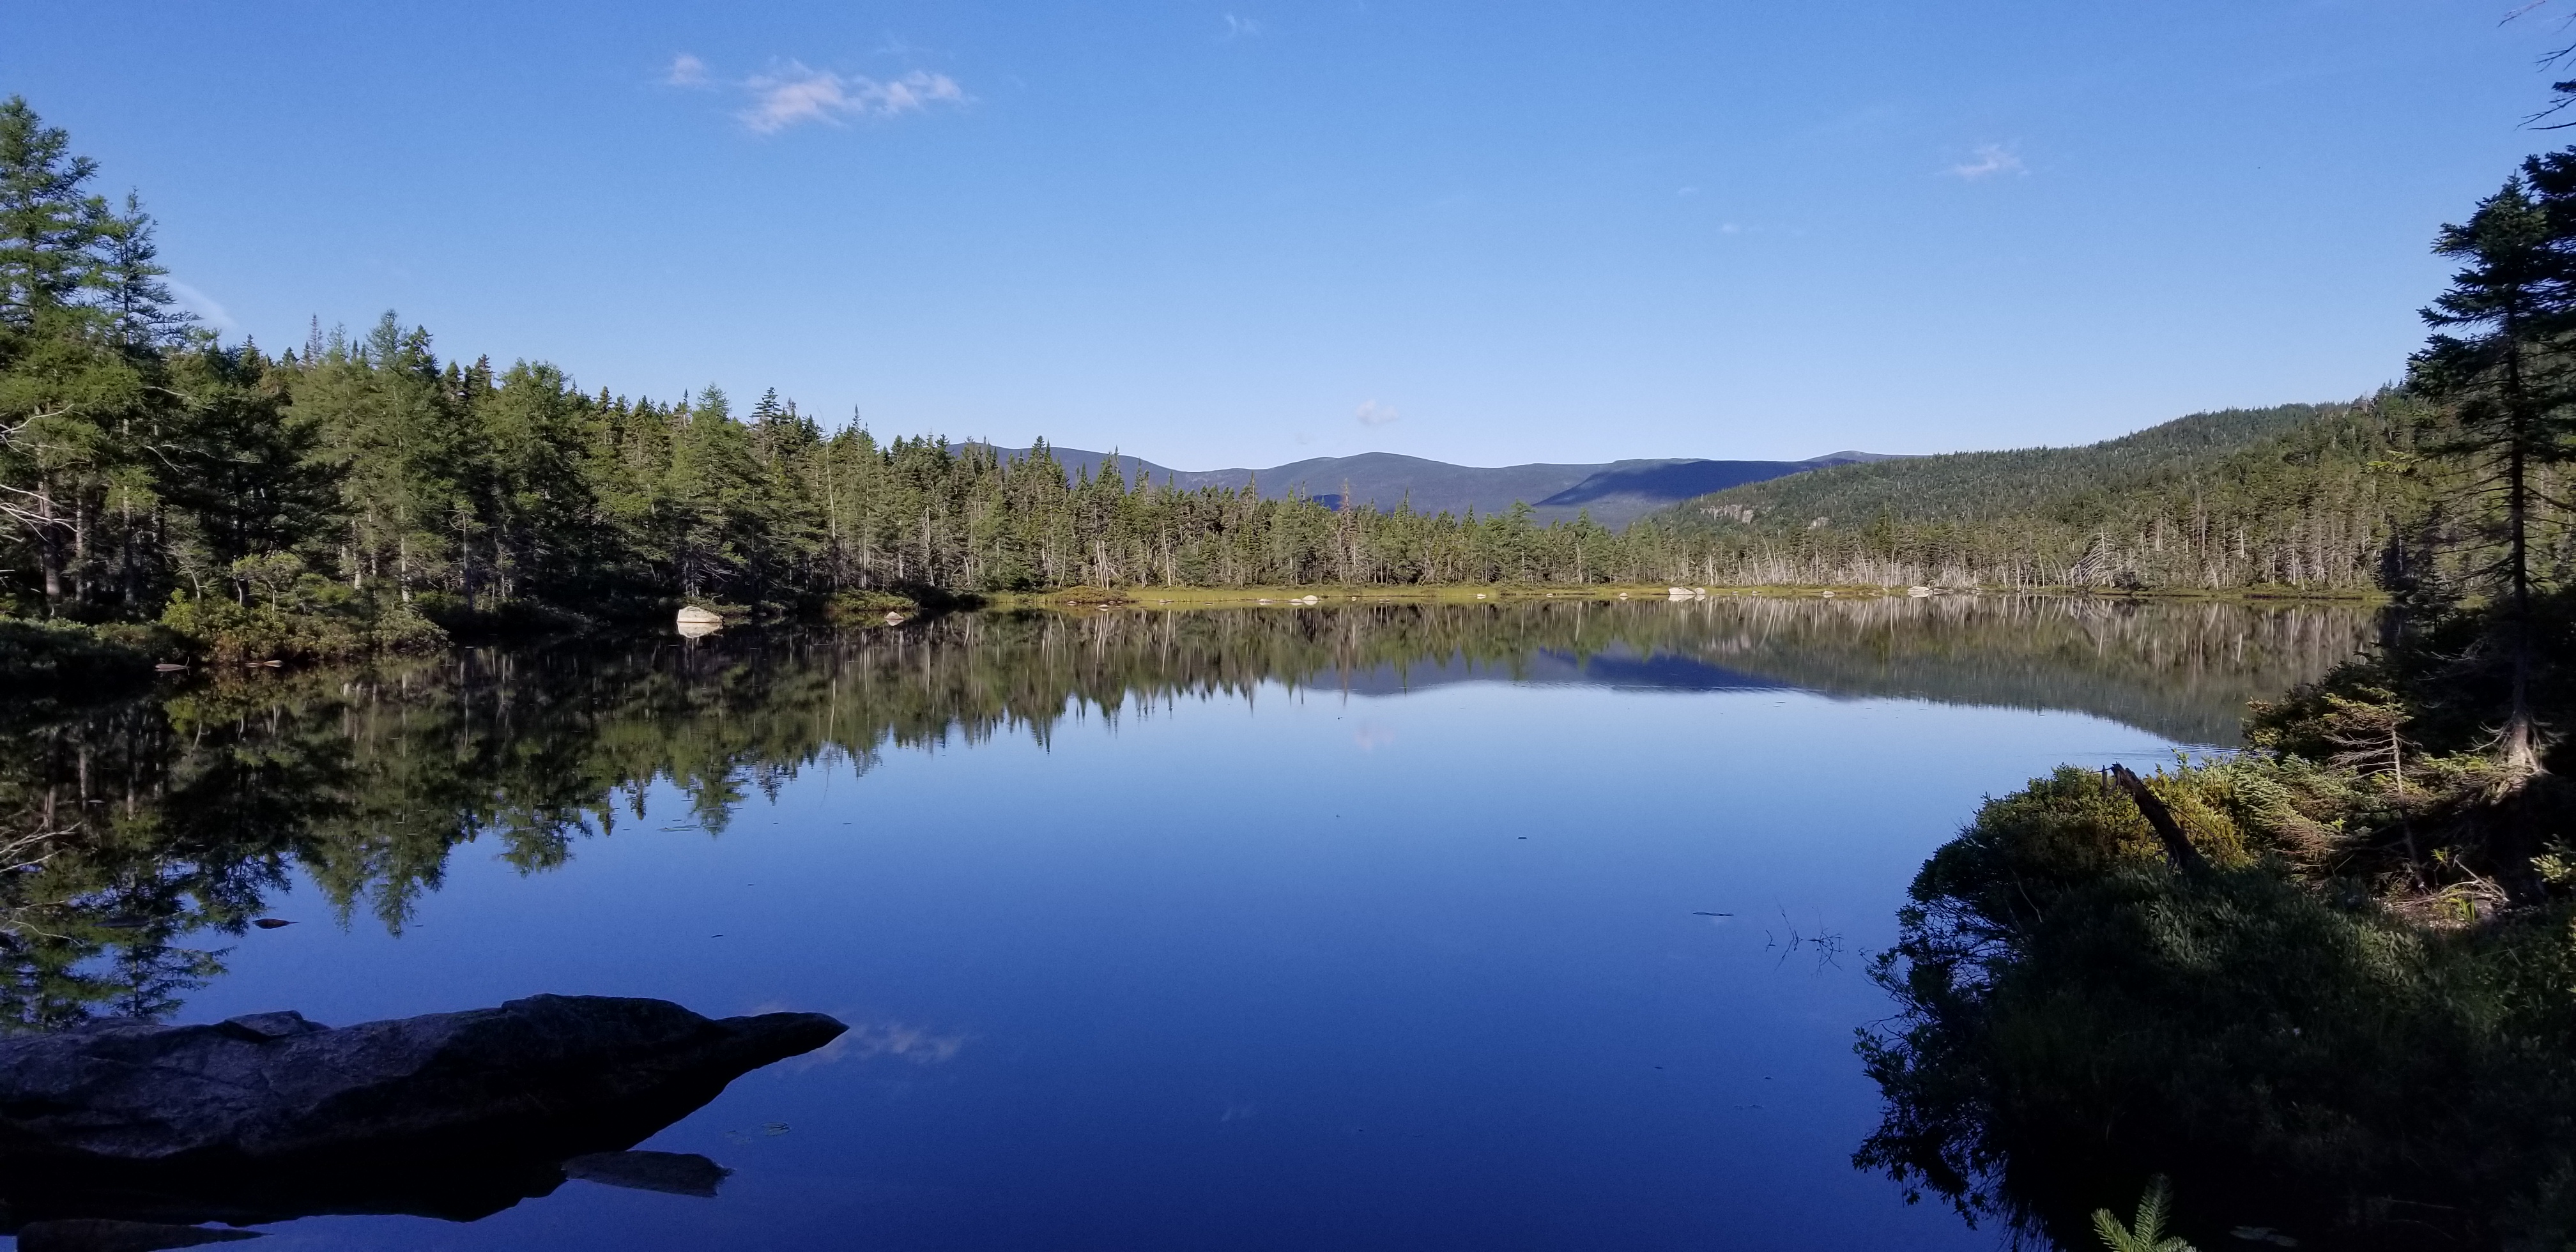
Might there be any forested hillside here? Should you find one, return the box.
[0,96,2470,667]
[4,98,1695,654]
[1655,398,2503,592]
[949,446,1851,528]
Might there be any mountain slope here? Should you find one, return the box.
[1529,454,1887,527]
[962,445,1885,528]
[1176,452,1625,517]
[1651,399,2425,590]
[1674,406,2329,528]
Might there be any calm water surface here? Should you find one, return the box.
[0,596,2375,1251]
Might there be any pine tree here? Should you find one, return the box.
[0,98,174,613]
[160,344,332,602]
[479,360,602,602]
[0,96,105,321]
[98,193,192,349]
[2408,170,2576,775]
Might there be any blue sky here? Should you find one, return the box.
[4,1,2569,466]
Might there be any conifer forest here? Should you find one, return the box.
[0,94,2516,668]
[16,10,2576,1243]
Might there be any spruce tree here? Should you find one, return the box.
[2409,170,2576,775]
[0,98,175,613]
[161,344,332,602]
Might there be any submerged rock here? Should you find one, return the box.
[0,995,844,1228]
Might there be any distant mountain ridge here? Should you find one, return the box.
[954,445,1903,529]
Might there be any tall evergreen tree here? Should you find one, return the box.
[0,97,176,613]
[2408,171,2576,774]
[159,344,332,602]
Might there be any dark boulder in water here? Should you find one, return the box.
[0,995,845,1229]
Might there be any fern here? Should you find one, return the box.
[2092,1175,2195,1252]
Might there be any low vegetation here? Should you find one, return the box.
[1855,149,2576,1249]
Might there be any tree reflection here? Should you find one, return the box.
[0,596,2373,1030]
[1856,767,2576,1250]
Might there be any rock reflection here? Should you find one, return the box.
[0,996,840,1235]
[561,1150,732,1197]
[15,1219,263,1251]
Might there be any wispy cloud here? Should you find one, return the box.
[166,280,235,332]
[664,52,709,86]
[1354,399,1399,427]
[766,1011,969,1071]
[847,1021,969,1064]
[1222,13,1264,38]
[1947,142,2025,181]
[739,62,967,134]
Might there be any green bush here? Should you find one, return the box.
[0,616,166,687]
[1860,758,2576,1250]
[161,580,445,664]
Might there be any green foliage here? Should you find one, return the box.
[1860,558,2576,1246]
[2242,591,2576,902]
[158,583,443,664]
[1859,752,2576,1249]
[822,588,925,619]
[2401,160,2576,772]
[0,616,159,686]
[0,98,2463,634]
[2092,1177,2193,1252]
[0,96,195,616]
[1660,399,2445,591]
[1851,148,2576,1235]
[2411,162,2576,615]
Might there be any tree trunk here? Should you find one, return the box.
[2500,339,2540,777]
[457,508,477,614]
[70,490,89,605]
[2108,763,2211,876]
[35,479,63,614]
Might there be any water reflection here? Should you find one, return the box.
[1340,595,2370,745]
[1857,770,2576,1251]
[0,595,2370,1034]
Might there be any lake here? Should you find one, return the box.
[0,594,2376,1251]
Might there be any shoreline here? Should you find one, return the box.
[986,582,2391,609]
[0,583,2389,685]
